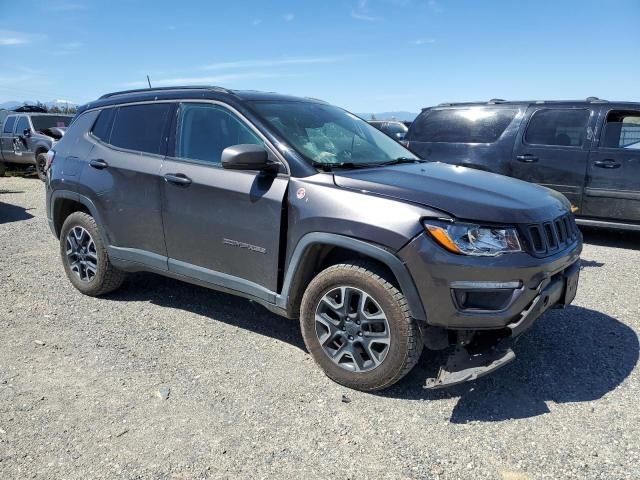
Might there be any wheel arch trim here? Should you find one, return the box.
[49,190,109,245]
[277,233,426,321]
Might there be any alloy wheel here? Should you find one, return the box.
[65,226,98,282]
[314,286,391,373]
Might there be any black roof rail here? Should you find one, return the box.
[99,85,233,100]
[488,98,506,104]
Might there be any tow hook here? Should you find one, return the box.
[424,339,515,389]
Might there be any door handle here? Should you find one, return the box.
[593,159,621,169]
[516,154,538,163]
[89,159,108,169]
[163,173,192,186]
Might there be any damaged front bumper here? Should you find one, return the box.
[425,260,580,389]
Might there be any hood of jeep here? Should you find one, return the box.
[332,162,569,224]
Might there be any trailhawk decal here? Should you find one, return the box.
[223,238,267,254]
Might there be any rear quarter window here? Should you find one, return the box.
[410,107,517,143]
[91,108,116,143]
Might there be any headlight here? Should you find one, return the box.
[424,221,522,256]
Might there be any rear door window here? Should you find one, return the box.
[410,107,517,143]
[110,103,172,155]
[600,110,640,149]
[524,109,590,147]
[3,116,16,134]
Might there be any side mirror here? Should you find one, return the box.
[221,144,279,172]
[395,132,406,140]
[23,128,31,138]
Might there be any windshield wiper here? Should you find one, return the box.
[377,157,427,166]
[311,161,378,171]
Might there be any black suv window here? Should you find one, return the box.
[15,116,30,135]
[176,103,262,164]
[3,116,16,134]
[91,108,116,143]
[601,110,640,149]
[410,108,517,144]
[110,103,172,155]
[524,109,590,147]
[31,115,71,131]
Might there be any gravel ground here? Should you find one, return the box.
[1,175,639,480]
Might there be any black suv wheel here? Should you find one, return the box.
[60,212,125,296]
[300,262,422,391]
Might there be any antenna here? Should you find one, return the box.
[146,75,152,88]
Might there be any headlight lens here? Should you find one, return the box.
[424,221,522,256]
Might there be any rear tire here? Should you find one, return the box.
[60,212,125,296]
[0,162,7,177]
[300,261,422,391]
[35,152,47,181]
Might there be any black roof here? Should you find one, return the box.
[427,97,640,109]
[83,86,323,112]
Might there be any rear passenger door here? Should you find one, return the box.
[81,103,174,264]
[582,108,640,222]
[160,102,288,295]
[510,107,597,209]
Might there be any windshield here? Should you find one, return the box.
[31,115,71,131]
[250,101,418,166]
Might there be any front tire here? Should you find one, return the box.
[35,152,47,181]
[0,162,7,177]
[300,262,422,391]
[59,212,125,296]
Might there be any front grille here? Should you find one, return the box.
[519,213,579,257]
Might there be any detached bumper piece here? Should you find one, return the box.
[425,341,515,389]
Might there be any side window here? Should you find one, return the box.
[3,116,16,134]
[109,103,172,155]
[91,108,116,143]
[176,103,262,164]
[15,116,30,135]
[600,110,640,149]
[524,109,590,147]
[410,108,517,143]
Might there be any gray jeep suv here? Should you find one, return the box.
[45,86,582,391]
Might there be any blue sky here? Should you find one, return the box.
[0,0,639,113]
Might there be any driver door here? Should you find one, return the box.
[160,102,289,296]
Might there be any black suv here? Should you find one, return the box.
[404,98,640,231]
[46,87,582,391]
[1,108,72,180]
[368,120,408,140]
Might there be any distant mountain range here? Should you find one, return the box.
[0,100,79,111]
[356,111,418,121]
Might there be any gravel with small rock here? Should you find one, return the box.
[1,176,639,479]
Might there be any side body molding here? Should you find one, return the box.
[276,232,426,321]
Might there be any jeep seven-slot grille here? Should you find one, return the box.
[519,214,579,257]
